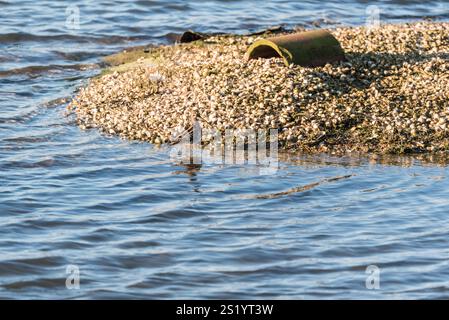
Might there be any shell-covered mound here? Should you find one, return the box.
[69,22,449,154]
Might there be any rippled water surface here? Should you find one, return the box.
[1,0,449,299]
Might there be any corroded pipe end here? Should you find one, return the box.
[245,29,345,67]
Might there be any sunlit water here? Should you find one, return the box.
[1,0,449,299]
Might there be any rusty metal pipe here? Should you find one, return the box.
[245,29,345,67]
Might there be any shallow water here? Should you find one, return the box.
[1,0,449,299]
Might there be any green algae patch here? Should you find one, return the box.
[98,41,215,77]
[100,57,158,76]
[99,47,164,76]
[103,46,154,66]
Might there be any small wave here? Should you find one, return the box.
[253,175,354,199]
[0,32,146,44]
[0,256,67,277]
[0,55,14,63]
[39,97,72,108]
[2,278,65,290]
[0,63,98,78]
[0,158,57,169]
[2,136,49,143]
[52,50,99,62]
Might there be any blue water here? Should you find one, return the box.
[1,0,449,299]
